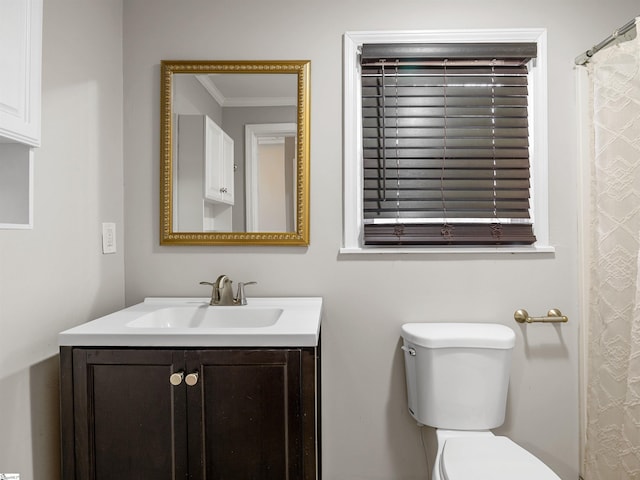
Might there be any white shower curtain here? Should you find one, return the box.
[583,18,640,480]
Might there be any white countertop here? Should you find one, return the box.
[59,297,323,347]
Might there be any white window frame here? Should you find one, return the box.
[342,28,553,254]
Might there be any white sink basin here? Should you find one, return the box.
[126,306,283,329]
[59,297,322,347]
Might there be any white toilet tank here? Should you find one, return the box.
[401,323,516,430]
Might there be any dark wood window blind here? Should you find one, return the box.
[360,42,538,246]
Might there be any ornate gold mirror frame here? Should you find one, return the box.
[160,60,310,245]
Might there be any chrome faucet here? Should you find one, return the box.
[200,275,256,306]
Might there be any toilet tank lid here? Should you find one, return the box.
[401,323,515,349]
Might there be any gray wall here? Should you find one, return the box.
[0,1,125,478]
[122,2,638,479]
[0,1,638,479]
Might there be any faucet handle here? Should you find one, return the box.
[199,281,219,305]
[235,281,257,305]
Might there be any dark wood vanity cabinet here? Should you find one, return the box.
[59,346,319,480]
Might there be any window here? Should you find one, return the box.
[343,29,550,253]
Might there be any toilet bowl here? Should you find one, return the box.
[400,323,560,480]
[434,430,560,480]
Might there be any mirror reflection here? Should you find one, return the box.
[160,60,310,246]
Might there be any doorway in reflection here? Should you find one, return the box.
[245,123,296,232]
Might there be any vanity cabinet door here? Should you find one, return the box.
[186,349,303,480]
[60,346,319,480]
[64,348,189,480]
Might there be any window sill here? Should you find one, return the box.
[339,245,555,255]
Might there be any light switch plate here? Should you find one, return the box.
[102,222,116,254]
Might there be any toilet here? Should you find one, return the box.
[400,322,561,480]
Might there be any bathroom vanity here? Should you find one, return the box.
[58,297,322,480]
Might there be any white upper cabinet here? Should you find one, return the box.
[0,0,41,229]
[0,0,43,146]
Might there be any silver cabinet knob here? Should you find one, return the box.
[185,372,199,386]
[170,372,184,386]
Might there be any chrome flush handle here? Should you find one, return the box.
[401,345,416,356]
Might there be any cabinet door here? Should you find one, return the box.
[186,349,303,480]
[0,0,42,146]
[221,131,234,204]
[204,116,224,202]
[70,349,188,480]
[204,117,234,205]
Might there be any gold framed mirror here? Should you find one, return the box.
[160,60,310,245]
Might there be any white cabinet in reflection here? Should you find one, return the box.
[176,115,235,232]
[203,118,234,205]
